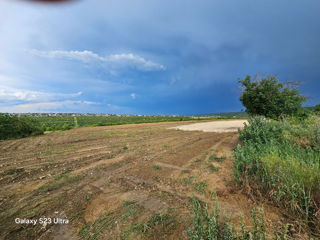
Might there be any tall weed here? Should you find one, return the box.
[233,115,320,234]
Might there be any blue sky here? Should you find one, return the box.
[0,0,319,115]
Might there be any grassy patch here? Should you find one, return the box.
[70,210,85,222]
[193,181,207,194]
[40,148,71,157]
[3,167,25,176]
[181,176,197,185]
[20,202,49,218]
[187,196,289,240]
[206,163,220,172]
[182,176,207,194]
[36,174,83,193]
[193,158,201,163]
[233,115,320,234]
[209,154,226,162]
[154,165,162,170]
[54,168,72,180]
[79,200,141,240]
[123,211,177,239]
[21,197,63,218]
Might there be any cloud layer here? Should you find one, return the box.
[0,86,82,102]
[29,50,165,71]
[0,0,319,114]
[0,100,97,113]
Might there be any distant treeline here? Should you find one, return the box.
[306,104,320,113]
[35,115,208,132]
[0,114,43,140]
[202,104,320,118]
[199,111,249,118]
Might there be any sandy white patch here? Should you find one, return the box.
[170,120,248,132]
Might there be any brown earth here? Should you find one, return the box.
[0,121,306,240]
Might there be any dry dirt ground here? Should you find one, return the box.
[0,121,300,240]
[170,119,248,132]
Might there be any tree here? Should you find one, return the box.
[313,104,320,113]
[238,75,306,119]
[0,114,43,140]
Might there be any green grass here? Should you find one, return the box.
[70,210,85,222]
[182,176,207,194]
[154,165,162,170]
[21,197,63,218]
[123,145,129,150]
[40,148,71,157]
[233,115,320,235]
[123,211,177,239]
[206,163,220,172]
[187,196,289,240]
[3,167,25,176]
[182,176,197,185]
[54,168,72,180]
[79,200,141,240]
[209,154,226,162]
[86,194,92,201]
[193,181,207,194]
[194,158,201,163]
[36,173,83,193]
[17,115,226,132]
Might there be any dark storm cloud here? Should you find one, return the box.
[0,0,319,113]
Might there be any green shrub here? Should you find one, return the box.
[0,114,43,140]
[233,115,320,234]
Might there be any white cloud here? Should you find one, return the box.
[29,49,103,62]
[0,86,82,102]
[28,50,165,71]
[130,93,136,99]
[0,100,97,113]
[107,53,165,71]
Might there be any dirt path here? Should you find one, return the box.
[170,119,248,132]
[0,121,291,240]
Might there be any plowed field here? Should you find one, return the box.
[0,121,287,240]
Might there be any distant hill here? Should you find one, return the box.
[199,105,320,118]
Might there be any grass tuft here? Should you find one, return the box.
[154,165,162,170]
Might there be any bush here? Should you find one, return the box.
[238,75,306,119]
[233,115,320,234]
[0,114,43,140]
[312,104,320,113]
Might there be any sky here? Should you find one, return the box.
[0,0,319,115]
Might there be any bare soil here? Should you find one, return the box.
[170,119,248,132]
[0,121,302,240]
